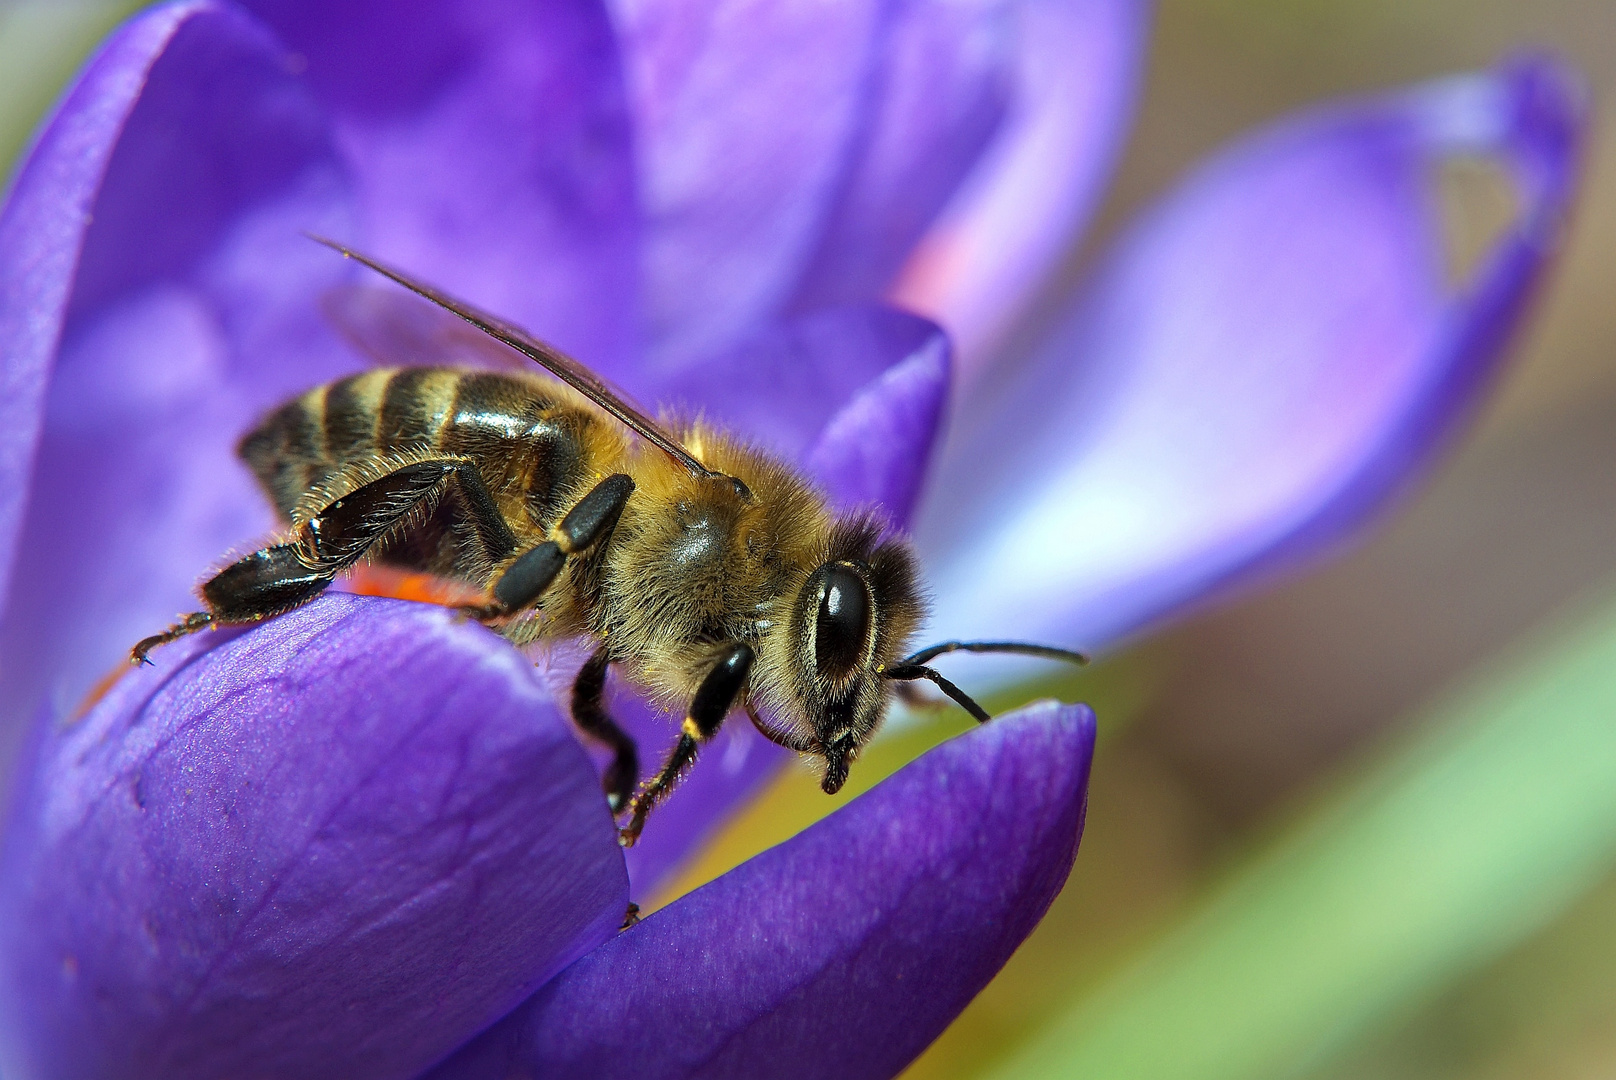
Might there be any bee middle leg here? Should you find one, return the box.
[571,646,639,813]
[131,457,515,664]
[463,473,635,620]
[451,473,640,812]
[619,642,755,848]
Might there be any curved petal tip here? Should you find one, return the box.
[431,700,1096,1080]
[0,595,626,1080]
[921,54,1587,656]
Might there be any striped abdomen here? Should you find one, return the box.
[238,367,603,575]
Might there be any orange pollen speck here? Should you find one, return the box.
[342,565,486,607]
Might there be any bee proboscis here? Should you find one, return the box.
[132,238,1086,845]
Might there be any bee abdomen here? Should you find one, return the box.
[238,389,329,519]
[239,368,456,517]
[378,367,457,451]
[239,367,589,525]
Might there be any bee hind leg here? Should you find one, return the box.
[619,642,754,848]
[130,457,512,665]
[129,543,331,666]
[571,646,640,813]
[131,612,217,666]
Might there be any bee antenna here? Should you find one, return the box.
[880,663,990,723]
[897,640,1089,669]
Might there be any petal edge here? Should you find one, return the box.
[432,701,1096,1080]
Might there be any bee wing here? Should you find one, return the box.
[321,283,539,375]
[310,235,714,479]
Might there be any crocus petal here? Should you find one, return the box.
[611,0,884,366]
[0,2,353,771]
[891,0,1148,376]
[648,304,948,466]
[0,0,207,615]
[919,57,1585,657]
[804,326,951,524]
[783,0,1014,315]
[615,0,1009,371]
[0,595,626,1080]
[429,700,1095,1080]
[241,0,641,376]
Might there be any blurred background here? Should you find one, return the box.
[4,1,1615,1078]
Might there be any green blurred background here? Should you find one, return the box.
[6,2,1616,1078]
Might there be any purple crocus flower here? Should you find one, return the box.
[0,2,1582,1078]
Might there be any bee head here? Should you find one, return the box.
[781,516,924,794]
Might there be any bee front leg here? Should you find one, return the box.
[619,643,755,848]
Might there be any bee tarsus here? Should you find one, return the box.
[130,611,216,666]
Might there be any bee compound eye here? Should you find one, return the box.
[813,563,872,678]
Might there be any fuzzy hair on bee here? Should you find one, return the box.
[130,238,1086,847]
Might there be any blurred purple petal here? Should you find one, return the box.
[805,326,951,523]
[649,304,947,465]
[784,0,1014,314]
[0,1,207,613]
[919,56,1586,657]
[612,0,883,365]
[429,701,1095,1080]
[0,1,354,776]
[0,595,626,1080]
[892,0,1148,375]
[1258,56,1581,576]
[243,0,642,376]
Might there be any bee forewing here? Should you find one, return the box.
[311,235,715,480]
[320,283,538,376]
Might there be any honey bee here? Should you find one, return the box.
[132,238,1086,845]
